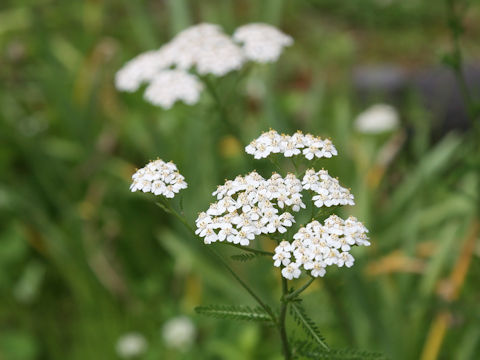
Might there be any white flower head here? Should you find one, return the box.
[116,332,148,359]
[245,130,337,161]
[115,23,243,108]
[162,316,196,350]
[130,159,188,198]
[115,49,173,92]
[167,23,245,76]
[233,23,293,63]
[196,171,304,246]
[354,104,399,134]
[275,215,369,279]
[302,169,354,208]
[144,70,203,109]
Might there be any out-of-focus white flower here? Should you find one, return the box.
[196,171,304,246]
[130,159,187,198]
[116,23,244,92]
[115,23,293,108]
[245,130,337,160]
[162,316,196,350]
[302,169,354,207]
[116,332,148,359]
[165,23,245,76]
[115,49,173,92]
[275,215,369,279]
[144,70,203,109]
[233,23,293,63]
[354,104,399,134]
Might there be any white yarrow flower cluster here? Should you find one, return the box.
[162,23,244,76]
[116,23,292,108]
[192,130,368,281]
[245,130,338,160]
[233,23,293,63]
[302,169,354,208]
[195,171,304,246]
[130,159,187,198]
[115,49,173,92]
[144,70,203,109]
[275,215,370,280]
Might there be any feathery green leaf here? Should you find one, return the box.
[293,340,387,360]
[230,253,259,262]
[290,300,329,351]
[195,304,274,322]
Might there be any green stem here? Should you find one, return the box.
[155,200,196,236]
[210,247,278,323]
[279,277,291,360]
[216,242,274,256]
[156,199,277,323]
[284,277,315,301]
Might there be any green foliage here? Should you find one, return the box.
[293,341,387,360]
[290,300,329,351]
[195,305,273,323]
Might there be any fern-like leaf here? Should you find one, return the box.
[195,304,273,322]
[230,253,259,262]
[293,341,387,360]
[290,300,329,351]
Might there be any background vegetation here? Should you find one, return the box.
[1,0,479,359]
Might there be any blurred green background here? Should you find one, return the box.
[1,0,480,359]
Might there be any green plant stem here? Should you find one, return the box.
[156,199,277,324]
[209,247,278,324]
[217,242,274,256]
[279,277,292,360]
[284,277,315,301]
[156,200,195,234]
